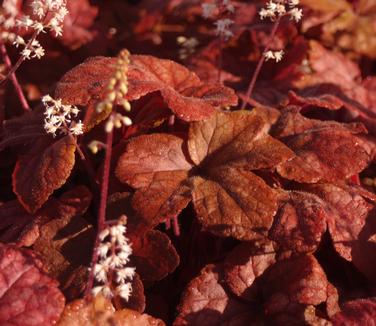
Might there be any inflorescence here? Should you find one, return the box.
[1,0,68,61]
[92,216,136,301]
[201,0,235,40]
[42,94,83,137]
[259,0,303,63]
[96,49,132,134]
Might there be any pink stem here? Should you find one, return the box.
[85,126,114,297]
[218,37,223,83]
[0,43,30,111]
[164,218,171,230]
[172,215,180,236]
[241,16,282,109]
[0,30,39,86]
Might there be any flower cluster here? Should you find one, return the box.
[177,36,199,60]
[201,0,235,40]
[92,216,136,301]
[0,0,18,43]
[96,49,132,133]
[258,0,303,63]
[264,49,284,62]
[11,0,68,60]
[42,94,83,137]
[259,0,303,23]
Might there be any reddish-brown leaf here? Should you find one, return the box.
[116,134,192,228]
[306,183,376,282]
[262,255,339,319]
[331,298,376,326]
[269,191,329,253]
[189,111,294,240]
[116,111,294,240]
[121,273,145,313]
[0,244,65,326]
[130,230,180,283]
[0,186,92,247]
[0,108,44,151]
[174,264,258,326]
[191,167,278,241]
[223,241,276,301]
[272,106,366,139]
[57,295,165,326]
[12,136,77,213]
[32,191,94,299]
[292,41,376,135]
[276,127,370,183]
[55,55,238,125]
[60,0,98,50]
[287,90,344,111]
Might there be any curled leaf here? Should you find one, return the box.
[55,55,238,127]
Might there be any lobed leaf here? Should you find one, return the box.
[116,111,294,240]
[262,254,339,321]
[223,241,276,301]
[269,191,329,253]
[0,244,65,326]
[306,183,376,282]
[115,134,192,228]
[55,55,238,128]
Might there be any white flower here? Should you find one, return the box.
[92,217,135,301]
[42,94,83,136]
[289,7,303,22]
[33,46,45,59]
[98,243,110,258]
[222,0,235,13]
[202,3,217,19]
[32,21,46,33]
[274,50,284,62]
[21,48,32,59]
[13,36,25,47]
[214,18,234,39]
[117,267,136,283]
[94,263,108,283]
[289,0,300,7]
[266,1,277,12]
[69,120,84,135]
[116,283,132,301]
[264,50,275,61]
[92,285,104,297]
[276,4,286,15]
[259,8,274,20]
[264,50,284,62]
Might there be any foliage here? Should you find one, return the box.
[0,0,376,325]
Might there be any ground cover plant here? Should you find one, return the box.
[0,0,376,325]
